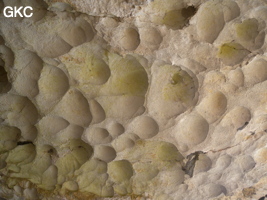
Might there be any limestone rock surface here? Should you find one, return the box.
[1,0,267,200]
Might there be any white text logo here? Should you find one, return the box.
[3,6,33,18]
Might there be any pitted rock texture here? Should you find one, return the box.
[0,0,267,200]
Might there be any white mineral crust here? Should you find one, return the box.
[0,0,267,199]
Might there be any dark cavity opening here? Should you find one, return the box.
[182,151,204,177]
[181,6,197,19]
[17,141,33,146]
[0,59,11,93]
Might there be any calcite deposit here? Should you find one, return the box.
[0,0,267,199]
